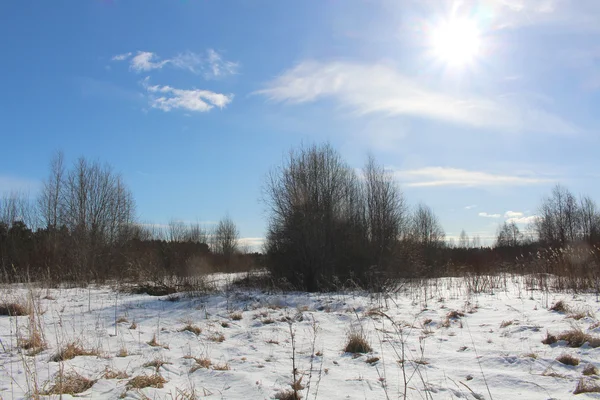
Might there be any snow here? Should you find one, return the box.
[1,274,600,399]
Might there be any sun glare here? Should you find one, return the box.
[431,18,481,67]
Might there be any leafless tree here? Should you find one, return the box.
[580,195,600,245]
[38,151,65,230]
[535,184,581,245]
[409,203,445,248]
[458,229,469,248]
[363,155,407,269]
[496,221,523,247]
[213,215,239,258]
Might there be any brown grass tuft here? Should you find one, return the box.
[127,374,167,389]
[212,362,230,371]
[144,358,171,372]
[274,389,302,400]
[344,331,372,354]
[0,301,31,316]
[51,342,98,362]
[129,321,137,330]
[180,324,202,335]
[366,356,380,364]
[583,364,599,376]
[574,378,600,394]
[208,332,225,342]
[543,329,600,348]
[230,312,243,321]
[18,330,47,355]
[43,372,96,395]
[147,334,162,347]
[117,346,128,357]
[116,316,129,324]
[103,367,129,379]
[556,353,579,366]
[500,320,513,328]
[550,300,570,313]
[189,357,212,372]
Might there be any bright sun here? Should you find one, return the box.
[431,18,481,67]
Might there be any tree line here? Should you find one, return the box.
[2,145,599,289]
[0,152,250,284]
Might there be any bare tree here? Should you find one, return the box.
[38,151,65,230]
[409,203,445,248]
[496,221,523,247]
[580,195,600,245]
[363,155,407,269]
[458,229,469,248]
[213,215,239,258]
[535,184,581,245]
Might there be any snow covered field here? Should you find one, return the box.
[1,274,600,399]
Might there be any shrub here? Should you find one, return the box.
[574,378,600,394]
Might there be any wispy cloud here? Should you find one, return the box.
[257,61,578,135]
[123,49,238,78]
[394,167,553,187]
[238,237,265,251]
[464,205,478,210]
[142,79,233,113]
[112,52,132,61]
[478,212,501,218]
[130,51,170,72]
[504,210,524,218]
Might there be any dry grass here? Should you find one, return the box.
[190,357,212,373]
[574,378,600,394]
[500,320,513,328]
[42,372,96,395]
[116,316,129,324]
[542,329,600,348]
[274,389,302,400]
[127,374,167,389]
[144,358,171,372]
[221,321,230,328]
[51,342,99,362]
[18,330,47,355]
[567,309,594,320]
[344,331,372,354]
[189,357,212,372]
[212,362,230,371]
[117,346,128,357]
[366,356,380,364]
[583,364,599,376]
[179,324,202,336]
[230,312,243,321]
[129,321,137,330]
[556,353,580,366]
[208,332,225,342]
[0,301,31,316]
[550,300,570,313]
[147,333,167,347]
[103,367,129,379]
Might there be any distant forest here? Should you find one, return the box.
[1,145,599,290]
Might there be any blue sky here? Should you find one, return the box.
[1,0,599,248]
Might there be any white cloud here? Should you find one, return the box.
[238,237,265,251]
[130,51,170,72]
[112,52,132,61]
[123,49,238,77]
[394,167,553,187]
[256,61,578,135]
[478,212,501,218]
[507,215,540,225]
[205,49,239,79]
[464,205,478,210]
[143,81,233,113]
[504,210,524,218]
